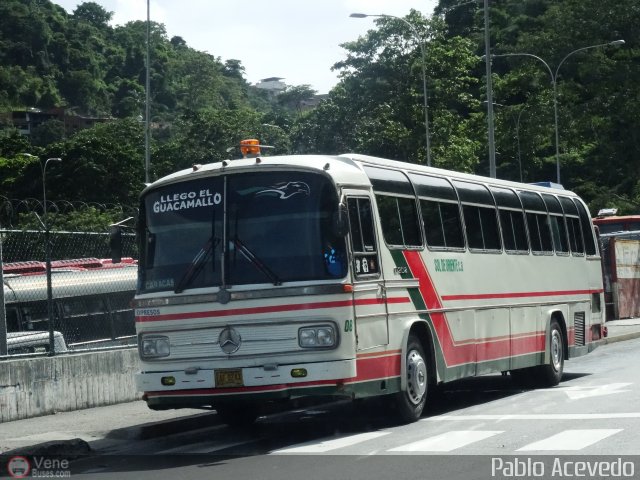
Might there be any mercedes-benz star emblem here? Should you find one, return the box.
[218,326,241,354]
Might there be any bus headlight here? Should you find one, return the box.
[140,336,171,358]
[299,325,336,348]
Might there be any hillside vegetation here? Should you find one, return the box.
[1,0,639,229]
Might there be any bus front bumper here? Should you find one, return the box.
[137,359,357,404]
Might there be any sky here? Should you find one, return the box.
[52,0,437,94]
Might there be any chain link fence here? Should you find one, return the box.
[1,201,139,357]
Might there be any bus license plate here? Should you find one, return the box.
[215,369,243,388]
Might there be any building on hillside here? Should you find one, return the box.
[0,108,112,137]
[300,94,329,112]
[254,77,287,96]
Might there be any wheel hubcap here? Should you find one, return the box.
[406,349,427,405]
[551,329,562,371]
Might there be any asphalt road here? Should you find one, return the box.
[4,337,639,479]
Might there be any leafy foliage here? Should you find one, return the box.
[1,0,639,223]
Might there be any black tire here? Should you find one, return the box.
[393,334,428,424]
[534,319,565,387]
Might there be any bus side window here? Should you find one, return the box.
[490,186,529,253]
[6,307,20,331]
[420,199,465,249]
[347,197,380,277]
[519,191,554,255]
[453,181,501,252]
[559,196,585,255]
[408,173,465,250]
[107,291,136,338]
[542,194,569,255]
[573,199,598,256]
[375,194,421,248]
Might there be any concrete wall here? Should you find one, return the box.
[0,348,140,423]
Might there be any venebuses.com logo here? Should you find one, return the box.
[6,456,30,478]
[5,455,71,478]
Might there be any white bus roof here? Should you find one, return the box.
[142,152,581,199]
[3,265,137,304]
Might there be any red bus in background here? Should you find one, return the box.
[592,210,640,320]
[592,209,640,234]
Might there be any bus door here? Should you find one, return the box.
[345,193,389,350]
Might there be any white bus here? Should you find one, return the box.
[3,258,137,349]
[131,143,605,424]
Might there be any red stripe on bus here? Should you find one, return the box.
[136,297,411,323]
[402,251,546,366]
[145,353,402,398]
[442,289,601,301]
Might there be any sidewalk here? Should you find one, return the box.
[600,317,640,345]
[1,318,639,457]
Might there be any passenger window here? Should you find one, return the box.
[491,186,528,253]
[573,200,597,255]
[347,197,380,277]
[6,307,20,331]
[519,191,553,254]
[420,199,464,249]
[542,194,569,254]
[499,210,529,252]
[463,205,501,250]
[376,194,421,248]
[559,197,585,255]
[453,181,501,252]
[408,172,465,250]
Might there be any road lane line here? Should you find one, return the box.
[423,413,640,421]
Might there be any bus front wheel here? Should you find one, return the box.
[393,334,428,423]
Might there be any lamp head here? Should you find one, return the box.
[349,13,368,18]
[610,39,625,46]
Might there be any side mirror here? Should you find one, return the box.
[332,204,349,237]
[109,226,122,264]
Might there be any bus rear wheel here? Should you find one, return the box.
[534,319,565,387]
[393,334,428,423]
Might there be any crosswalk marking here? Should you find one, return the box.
[272,431,390,454]
[517,429,623,451]
[389,430,503,452]
[424,413,640,421]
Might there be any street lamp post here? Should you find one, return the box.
[493,40,624,184]
[42,157,62,355]
[24,154,62,355]
[350,13,432,167]
[515,105,527,183]
[483,0,496,179]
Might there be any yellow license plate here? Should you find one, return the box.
[215,369,243,388]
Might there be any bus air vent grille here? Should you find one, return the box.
[574,312,586,346]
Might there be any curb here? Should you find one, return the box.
[105,411,220,440]
[2,438,91,457]
[599,330,640,345]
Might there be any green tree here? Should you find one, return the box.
[47,118,145,205]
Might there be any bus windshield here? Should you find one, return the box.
[139,171,347,294]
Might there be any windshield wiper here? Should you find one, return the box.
[233,237,281,286]
[174,236,219,293]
